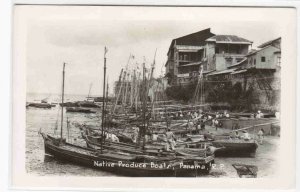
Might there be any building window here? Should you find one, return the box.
[215,47,219,54]
[184,54,188,61]
[225,57,233,65]
[261,56,266,62]
[277,56,281,66]
[254,58,256,65]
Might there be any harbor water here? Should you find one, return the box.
[26,93,280,177]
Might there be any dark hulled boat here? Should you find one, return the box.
[39,53,213,177]
[39,132,198,177]
[81,126,215,175]
[212,138,258,157]
[27,102,52,109]
[66,107,96,113]
[59,102,80,107]
[60,101,100,108]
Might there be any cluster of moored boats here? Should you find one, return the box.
[35,49,266,177]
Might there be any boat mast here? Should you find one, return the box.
[112,68,123,114]
[101,47,107,154]
[123,72,130,108]
[142,60,147,149]
[61,62,66,140]
[105,77,109,130]
[106,77,109,108]
[87,83,93,100]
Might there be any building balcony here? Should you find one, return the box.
[177,73,190,78]
[216,54,245,63]
[177,59,199,63]
[215,53,246,58]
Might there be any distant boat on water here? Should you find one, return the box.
[66,107,96,114]
[59,101,100,108]
[27,102,52,109]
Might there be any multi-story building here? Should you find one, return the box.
[165,28,281,110]
[204,35,252,71]
[165,29,253,85]
[165,28,215,85]
[209,37,281,110]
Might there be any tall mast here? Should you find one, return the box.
[112,69,124,114]
[142,60,147,149]
[123,72,130,107]
[87,83,93,99]
[101,47,108,154]
[61,62,66,140]
[105,77,109,130]
[105,77,109,111]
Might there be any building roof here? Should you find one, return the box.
[167,28,215,55]
[246,45,280,56]
[257,37,281,48]
[206,68,250,77]
[228,58,247,69]
[203,70,215,74]
[207,68,237,76]
[178,61,202,67]
[175,45,204,52]
[231,69,248,74]
[206,35,253,44]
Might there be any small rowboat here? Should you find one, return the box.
[232,163,258,178]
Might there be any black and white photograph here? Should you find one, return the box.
[10,4,296,190]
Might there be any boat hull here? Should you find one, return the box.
[41,133,210,177]
[28,103,52,108]
[212,141,258,157]
[83,136,214,175]
[66,107,96,113]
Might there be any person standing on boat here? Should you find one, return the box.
[193,111,198,118]
[257,129,264,145]
[165,128,176,151]
[179,111,183,119]
[257,110,264,118]
[225,112,230,118]
[166,113,171,129]
[214,119,219,130]
[132,127,139,143]
[200,120,205,130]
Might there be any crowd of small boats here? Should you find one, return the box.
[32,48,278,177]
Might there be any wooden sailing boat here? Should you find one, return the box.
[81,55,215,174]
[39,52,204,177]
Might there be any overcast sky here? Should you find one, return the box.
[21,6,291,96]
